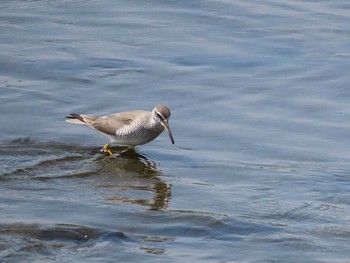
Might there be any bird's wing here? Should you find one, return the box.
[90,111,146,136]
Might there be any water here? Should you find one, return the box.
[1,0,350,262]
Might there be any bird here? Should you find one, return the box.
[65,104,174,156]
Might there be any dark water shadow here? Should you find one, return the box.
[0,138,171,211]
[0,223,129,243]
[0,222,132,262]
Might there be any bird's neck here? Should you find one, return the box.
[147,115,164,131]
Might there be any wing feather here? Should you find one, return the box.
[89,111,147,136]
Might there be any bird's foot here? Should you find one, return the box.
[100,144,113,156]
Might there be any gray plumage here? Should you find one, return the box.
[66,104,174,147]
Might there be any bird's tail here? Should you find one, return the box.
[65,113,97,125]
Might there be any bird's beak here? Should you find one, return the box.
[161,120,175,144]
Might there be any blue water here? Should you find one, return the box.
[1,1,350,262]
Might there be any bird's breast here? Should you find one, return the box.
[113,122,164,146]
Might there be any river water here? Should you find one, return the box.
[1,1,350,262]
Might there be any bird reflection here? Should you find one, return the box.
[94,147,172,210]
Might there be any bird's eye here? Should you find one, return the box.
[156,112,162,119]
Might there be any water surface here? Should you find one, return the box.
[1,0,350,262]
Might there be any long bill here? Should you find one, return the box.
[161,120,175,144]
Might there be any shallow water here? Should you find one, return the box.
[1,0,350,262]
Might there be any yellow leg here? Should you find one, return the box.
[101,143,113,156]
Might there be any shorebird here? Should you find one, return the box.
[66,104,174,156]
